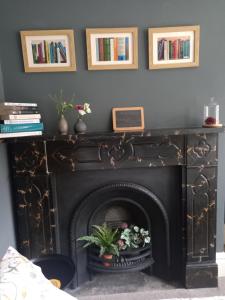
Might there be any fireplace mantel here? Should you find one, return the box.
[6,127,224,289]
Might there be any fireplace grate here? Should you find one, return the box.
[88,245,154,273]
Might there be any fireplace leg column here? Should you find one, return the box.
[184,134,218,288]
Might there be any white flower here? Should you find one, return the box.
[84,103,91,114]
[78,109,86,116]
[133,226,139,232]
[144,237,151,243]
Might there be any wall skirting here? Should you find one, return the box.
[216,252,225,277]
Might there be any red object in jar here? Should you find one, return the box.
[205,116,216,125]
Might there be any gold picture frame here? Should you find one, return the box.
[112,107,144,132]
[148,25,200,70]
[86,27,138,70]
[20,29,76,72]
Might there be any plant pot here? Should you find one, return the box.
[102,254,113,267]
[58,115,69,135]
[74,118,87,134]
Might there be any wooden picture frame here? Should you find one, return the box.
[148,25,200,70]
[112,107,144,132]
[86,27,138,70]
[20,29,76,72]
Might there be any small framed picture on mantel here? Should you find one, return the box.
[148,25,200,70]
[112,107,145,132]
[86,27,138,70]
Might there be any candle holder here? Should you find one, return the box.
[203,97,223,128]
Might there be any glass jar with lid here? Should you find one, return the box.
[203,97,222,127]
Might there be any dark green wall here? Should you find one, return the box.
[0,61,15,256]
[0,0,224,251]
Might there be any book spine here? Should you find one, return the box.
[3,119,40,124]
[125,37,129,60]
[177,39,181,59]
[173,40,177,59]
[0,131,42,139]
[103,38,110,61]
[98,38,104,61]
[54,43,58,63]
[158,39,164,60]
[38,43,43,63]
[32,44,37,64]
[169,41,172,59]
[95,38,99,61]
[1,102,37,107]
[164,40,168,61]
[0,114,41,120]
[110,38,114,61]
[0,123,44,133]
[57,47,61,63]
[186,40,190,58]
[50,42,54,63]
[58,42,67,62]
[0,109,39,115]
[0,105,38,111]
[183,40,187,58]
[44,41,48,63]
[41,42,45,63]
[117,38,126,60]
[114,38,118,61]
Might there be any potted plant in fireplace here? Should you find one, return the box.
[117,223,151,252]
[77,223,119,267]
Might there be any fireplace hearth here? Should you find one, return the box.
[7,127,223,289]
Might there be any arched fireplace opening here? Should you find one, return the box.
[71,182,171,287]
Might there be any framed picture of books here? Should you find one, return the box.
[148,25,200,70]
[20,29,76,72]
[86,27,138,70]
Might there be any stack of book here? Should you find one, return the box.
[0,102,43,138]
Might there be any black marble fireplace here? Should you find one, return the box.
[6,127,223,289]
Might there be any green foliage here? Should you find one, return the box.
[49,89,74,116]
[77,224,119,257]
[118,225,151,250]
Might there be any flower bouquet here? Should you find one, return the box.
[73,103,91,133]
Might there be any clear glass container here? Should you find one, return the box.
[203,97,221,127]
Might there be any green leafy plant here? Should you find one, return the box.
[49,89,74,116]
[117,224,151,250]
[77,224,119,257]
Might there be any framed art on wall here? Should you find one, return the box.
[148,25,200,70]
[86,27,138,70]
[20,29,76,72]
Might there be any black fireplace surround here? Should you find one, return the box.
[6,127,224,289]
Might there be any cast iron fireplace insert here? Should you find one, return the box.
[7,127,223,288]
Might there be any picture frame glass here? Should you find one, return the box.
[26,35,71,68]
[153,31,194,65]
[90,33,133,65]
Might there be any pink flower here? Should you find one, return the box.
[117,239,125,250]
[75,104,83,110]
[120,223,128,229]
